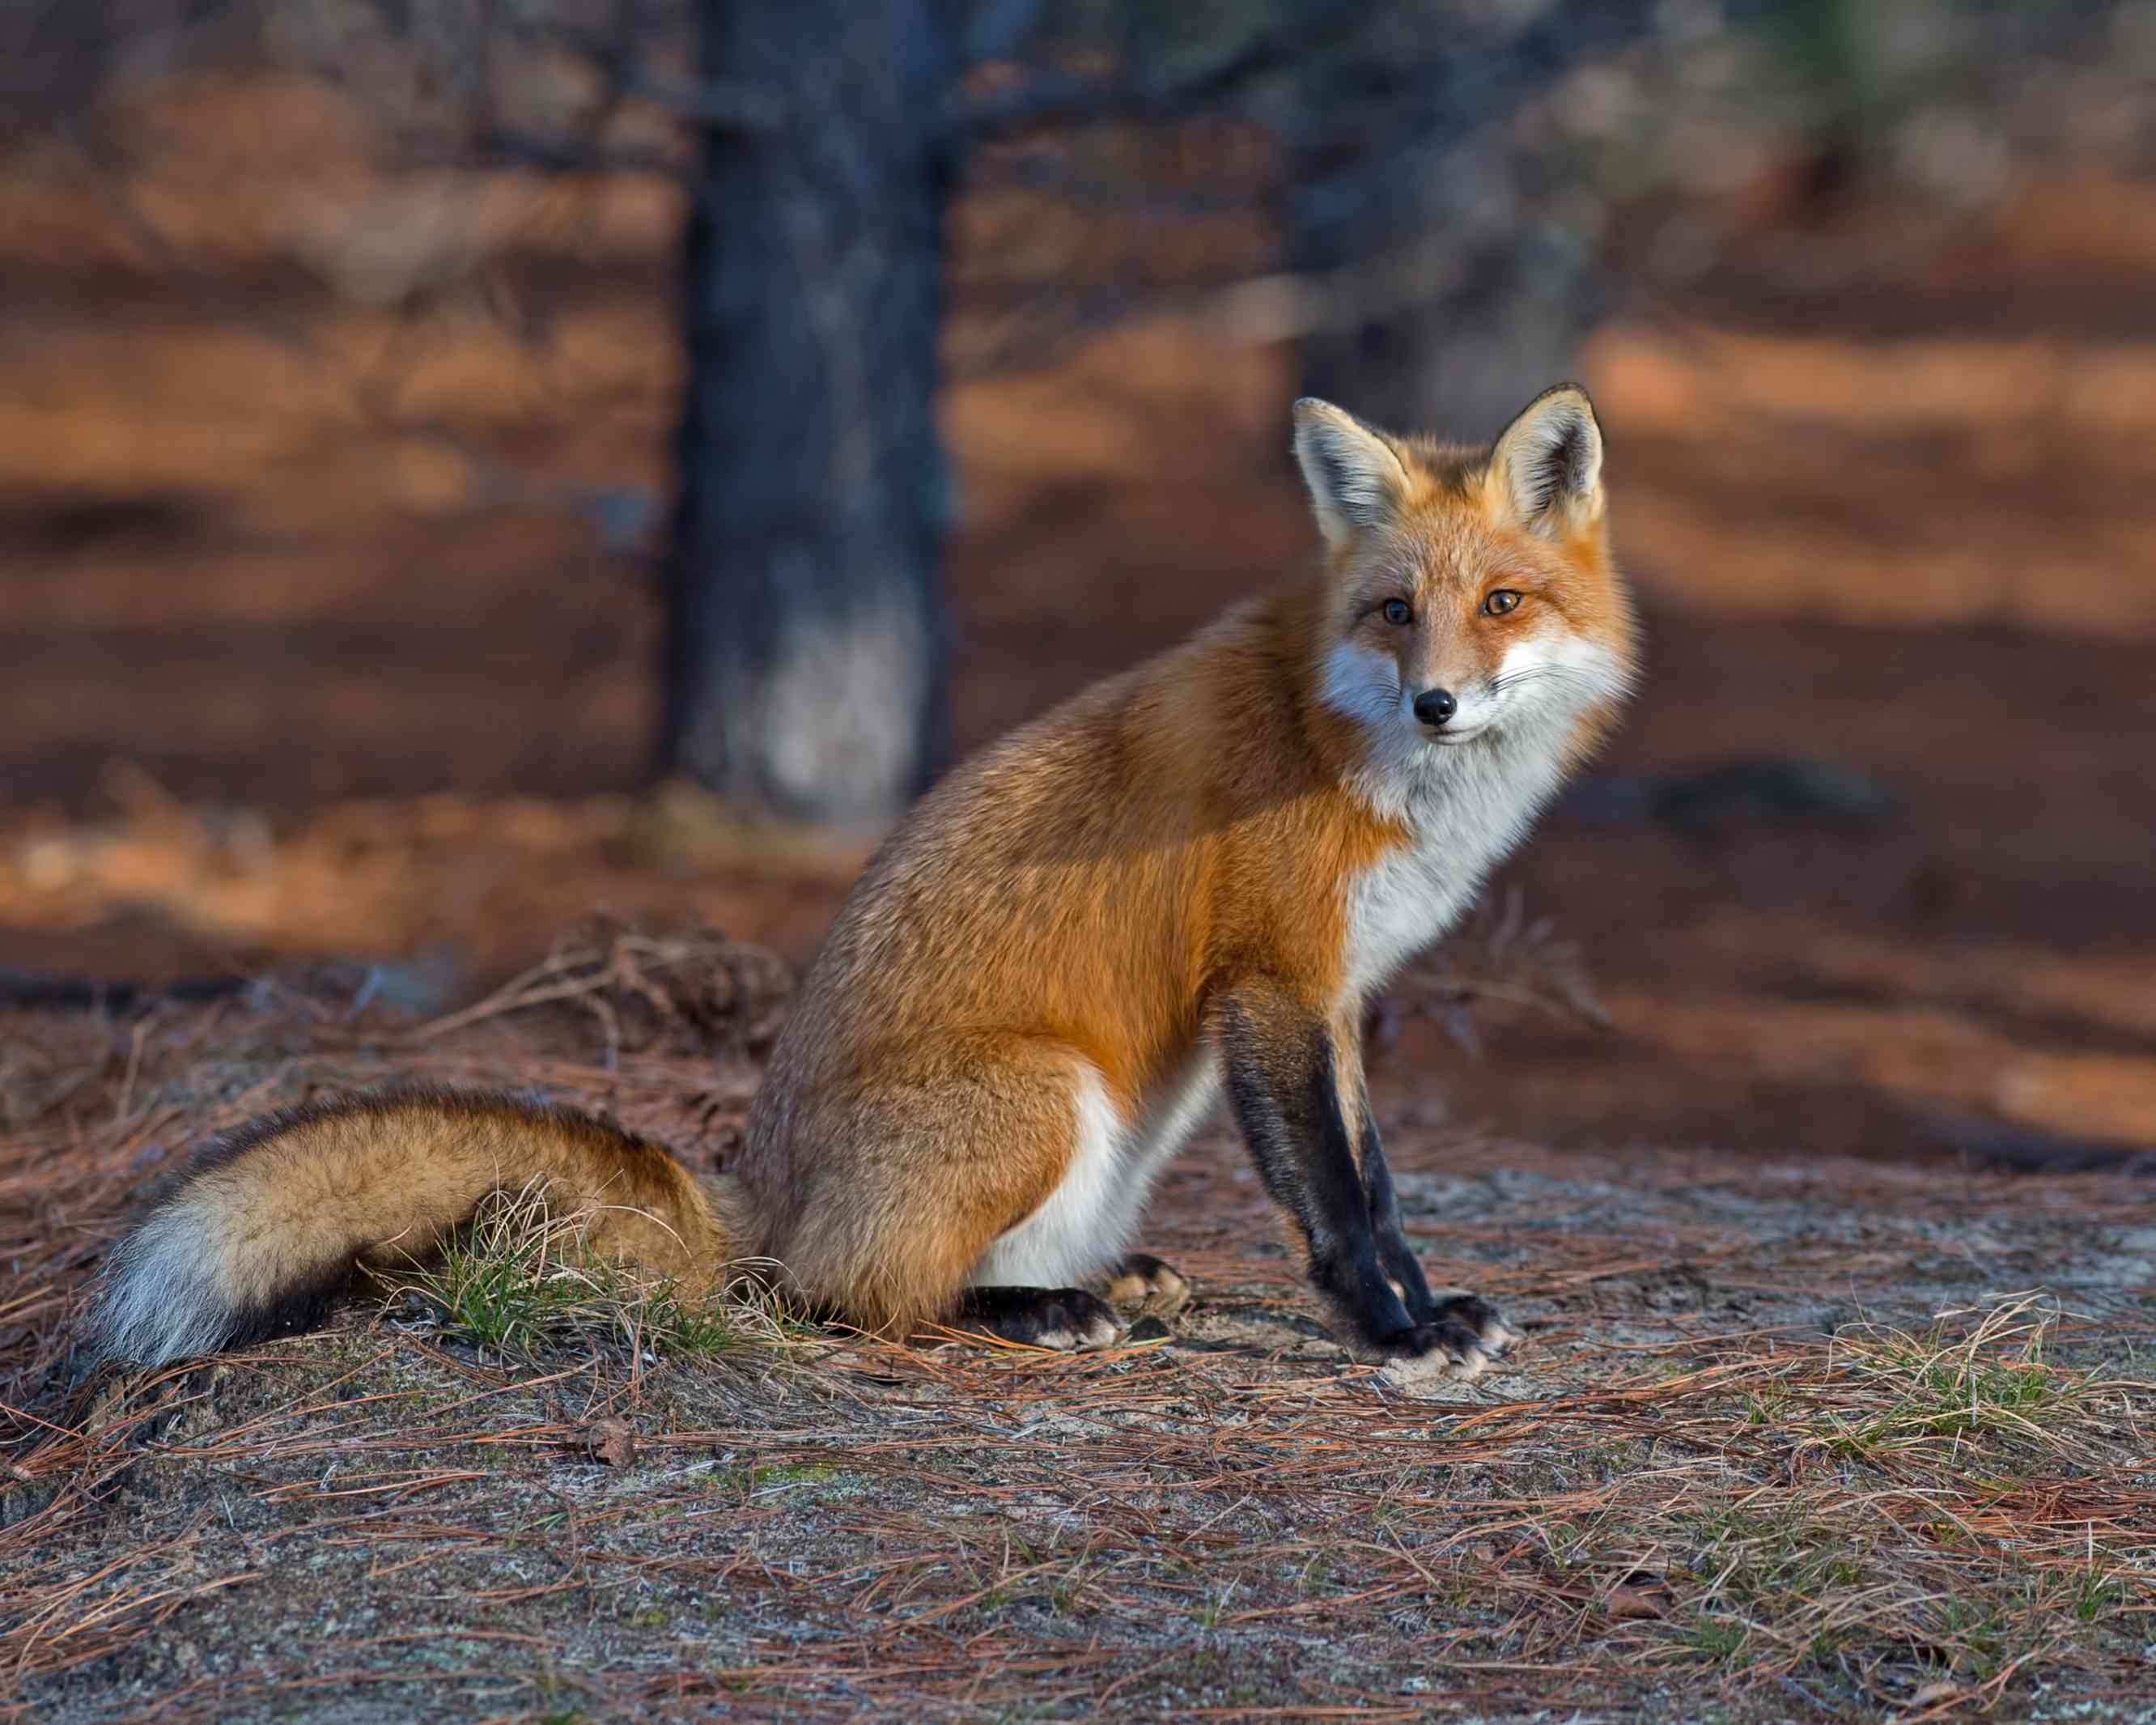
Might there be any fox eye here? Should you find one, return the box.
[1381,598,1412,626]
[1482,589,1522,617]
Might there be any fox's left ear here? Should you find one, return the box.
[1487,385,1604,537]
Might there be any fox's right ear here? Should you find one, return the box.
[1292,398,1409,550]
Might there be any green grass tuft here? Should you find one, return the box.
[1810,1292,2090,1462]
[373,1179,808,1361]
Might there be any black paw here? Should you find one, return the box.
[1100,1252,1192,1318]
[956,1286,1123,1351]
[1375,1295,1517,1386]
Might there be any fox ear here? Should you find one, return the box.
[1487,385,1603,535]
[1292,397,1410,550]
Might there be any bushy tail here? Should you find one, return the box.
[89,1089,745,1366]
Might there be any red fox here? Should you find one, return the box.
[91,385,1636,1382]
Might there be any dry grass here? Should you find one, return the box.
[2,933,2153,1723]
[412,916,796,1063]
[1504,1295,2155,1702]
[1386,886,1609,1058]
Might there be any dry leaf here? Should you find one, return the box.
[586,1417,637,1468]
[1603,1586,1665,1620]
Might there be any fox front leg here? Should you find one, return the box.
[1358,1101,1515,1368]
[1216,983,1513,1382]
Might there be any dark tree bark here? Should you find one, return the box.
[660,0,957,827]
[1290,190,1602,444]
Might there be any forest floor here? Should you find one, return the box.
[3,940,2154,1725]
[2,72,2155,1725]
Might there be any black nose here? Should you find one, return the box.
[1413,687,1457,729]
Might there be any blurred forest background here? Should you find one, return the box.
[2,0,2154,1165]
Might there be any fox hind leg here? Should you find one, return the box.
[762,1039,1123,1339]
[953,1284,1123,1350]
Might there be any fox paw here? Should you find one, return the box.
[1100,1252,1192,1319]
[1375,1294,1517,1387]
[956,1286,1124,1352]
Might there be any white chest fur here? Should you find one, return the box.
[1342,738,1570,998]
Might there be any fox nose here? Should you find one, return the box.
[1412,687,1457,729]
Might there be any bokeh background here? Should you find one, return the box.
[4,0,2153,1165]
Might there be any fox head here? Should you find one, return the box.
[1292,385,1638,797]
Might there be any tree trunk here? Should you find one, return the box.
[660,0,955,827]
[1292,230,1600,445]
[1287,143,1602,443]
[1282,3,1651,443]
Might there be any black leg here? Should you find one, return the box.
[953,1285,1123,1350]
[1354,1068,1516,1368]
[1217,984,1513,1381]
[1360,1127,1441,1320]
